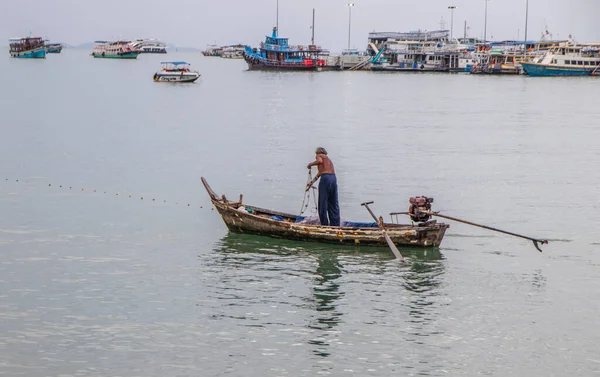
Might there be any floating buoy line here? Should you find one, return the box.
[3,178,213,210]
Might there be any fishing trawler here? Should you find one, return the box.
[520,43,600,76]
[91,41,139,59]
[470,49,529,75]
[9,36,46,58]
[243,27,326,71]
[130,39,167,54]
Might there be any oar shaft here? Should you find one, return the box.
[362,202,403,260]
[364,206,380,225]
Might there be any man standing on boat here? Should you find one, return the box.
[306,147,340,226]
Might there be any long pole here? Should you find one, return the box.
[448,6,456,42]
[346,3,355,50]
[484,0,489,44]
[425,211,548,252]
[464,20,467,40]
[276,0,279,31]
[524,0,529,49]
[311,8,315,45]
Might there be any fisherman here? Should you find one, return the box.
[306,147,340,226]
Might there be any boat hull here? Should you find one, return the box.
[10,47,46,59]
[371,66,449,72]
[213,201,447,247]
[91,52,139,59]
[153,72,200,83]
[521,62,594,77]
[244,54,322,71]
[46,45,62,53]
[202,178,448,248]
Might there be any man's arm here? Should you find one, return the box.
[307,155,323,169]
[306,172,321,191]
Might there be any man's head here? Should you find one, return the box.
[315,147,327,155]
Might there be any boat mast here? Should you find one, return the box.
[464,21,467,40]
[524,0,529,50]
[483,0,490,44]
[311,8,315,45]
[276,0,279,31]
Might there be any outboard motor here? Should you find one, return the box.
[408,196,434,223]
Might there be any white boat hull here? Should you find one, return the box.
[153,72,200,83]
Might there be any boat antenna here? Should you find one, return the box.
[276,0,279,32]
[311,8,315,45]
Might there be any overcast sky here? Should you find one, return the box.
[1,0,598,49]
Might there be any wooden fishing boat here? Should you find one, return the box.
[202,177,449,248]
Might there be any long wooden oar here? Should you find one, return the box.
[361,201,404,261]
[423,210,548,252]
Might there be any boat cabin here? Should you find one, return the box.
[160,61,192,72]
[533,44,600,66]
[9,37,44,53]
[253,27,322,63]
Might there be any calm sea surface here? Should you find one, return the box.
[1,49,600,376]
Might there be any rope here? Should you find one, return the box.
[299,170,318,216]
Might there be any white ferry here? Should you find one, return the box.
[130,39,167,54]
[520,43,600,76]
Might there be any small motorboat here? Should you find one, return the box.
[153,61,200,83]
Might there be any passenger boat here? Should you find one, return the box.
[130,39,167,54]
[520,43,600,76]
[202,177,449,248]
[202,45,222,57]
[368,31,472,72]
[91,41,139,59]
[243,27,326,71]
[9,36,46,58]
[45,43,63,54]
[153,61,200,83]
[371,51,463,72]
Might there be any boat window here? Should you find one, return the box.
[552,59,557,64]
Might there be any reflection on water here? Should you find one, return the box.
[307,249,343,358]
[213,232,447,357]
[403,253,446,337]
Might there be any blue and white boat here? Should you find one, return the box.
[9,36,46,58]
[243,27,326,71]
[520,44,600,77]
[153,62,200,83]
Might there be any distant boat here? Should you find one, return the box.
[243,27,326,71]
[153,61,200,83]
[221,45,246,59]
[202,45,222,57]
[9,36,46,59]
[46,43,63,54]
[470,49,529,75]
[130,39,167,54]
[521,43,600,77]
[91,41,139,59]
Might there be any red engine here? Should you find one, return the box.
[408,196,434,223]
